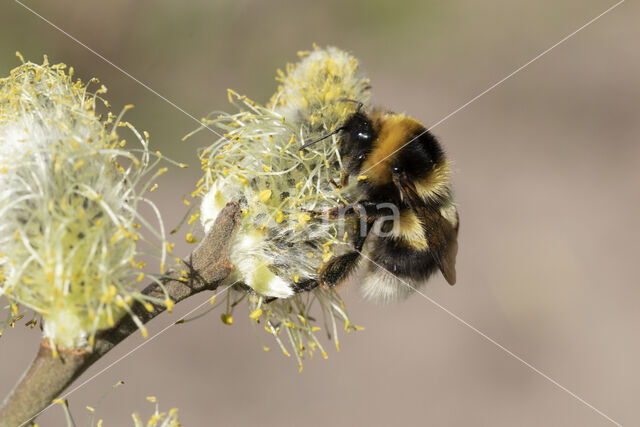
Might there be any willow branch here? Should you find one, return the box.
[0,202,241,427]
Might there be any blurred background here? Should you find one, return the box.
[1,0,638,425]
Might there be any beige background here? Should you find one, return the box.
[1,1,639,426]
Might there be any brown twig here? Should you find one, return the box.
[0,202,241,427]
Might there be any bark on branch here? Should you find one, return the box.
[0,202,241,427]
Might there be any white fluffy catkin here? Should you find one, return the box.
[185,46,370,368]
[194,46,371,298]
[0,56,169,350]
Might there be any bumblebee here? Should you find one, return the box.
[297,108,459,302]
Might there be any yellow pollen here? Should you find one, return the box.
[297,213,311,225]
[258,189,272,202]
[221,313,233,325]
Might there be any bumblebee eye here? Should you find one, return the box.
[351,128,372,143]
[392,166,402,174]
[357,153,366,161]
[350,120,373,143]
[356,131,371,141]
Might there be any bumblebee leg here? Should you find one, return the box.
[340,172,350,188]
[319,218,374,288]
[326,200,396,220]
[354,219,374,252]
[319,251,361,288]
[264,279,318,303]
[299,208,326,217]
[291,278,319,293]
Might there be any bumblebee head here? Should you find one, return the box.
[340,111,450,205]
[299,108,452,206]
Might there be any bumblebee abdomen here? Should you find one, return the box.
[386,209,429,250]
[369,237,439,282]
[357,236,439,303]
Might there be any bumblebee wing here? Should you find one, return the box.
[416,205,459,285]
[438,234,458,285]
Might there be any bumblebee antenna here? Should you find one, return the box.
[339,98,364,113]
[299,127,344,151]
[298,99,363,151]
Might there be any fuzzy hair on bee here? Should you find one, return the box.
[307,109,459,303]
